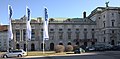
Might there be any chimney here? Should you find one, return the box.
[83,11,86,18]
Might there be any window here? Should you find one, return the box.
[112,30,114,33]
[16,30,20,41]
[99,17,100,19]
[68,29,71,31]
[111,13,114,17]
[111,20,115,27]
[41,32,43,39]
[84,32,87,39]
[91,33,95,39]
[23,29,26,41]
[103,21,105,27]
[104,31,105,34]
[103,15,105,18]
[68,32,71,40]
[41,29,43,31]
[49,32,54,40]
[76,29,79,31]
[92,29,94,31]
[84,29,87,31]
[104,37,106,42]
[76,32,79,39]
[59,29,62,31]
[50,29,54,31]
[31,29,35,40]
[59,32,63,40]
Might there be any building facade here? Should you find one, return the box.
[0,25,8,51]
[0,5,120,51]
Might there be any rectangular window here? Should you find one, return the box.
[31,29,35,40]
[68,32,71,40]
[59,32,63,40]
[84,33,87,39]
[76,32,79,39]
[103,21,105,27]
[16,30,20,41]
[41,32,43,39]
[111,20,115,27]
[49,32,54,40]
[112,30,114,33]
[92,33,94,39]
[23,29,26,41]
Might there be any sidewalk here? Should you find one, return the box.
[23,52,98,58]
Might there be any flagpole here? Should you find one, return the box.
[43,38,45,54]
[43,7,49,54]
[25,36,28,55]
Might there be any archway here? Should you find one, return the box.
[67,42,71,45]
[111,40,115,45]
[50,43,54,51]
[76,42,79,45]
[24,44,26,51]
[84,42,87,46]
[41,43,45,50]
[31,43,35,51]
[91,42,95,45]
[59,43,63,45]
[16,44,20,49]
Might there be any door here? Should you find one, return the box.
[50,43,54,51]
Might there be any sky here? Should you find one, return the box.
[0,0,120,25]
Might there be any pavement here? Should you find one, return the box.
[19,51,120,59]
[23,52,100,58]
[23,51,120,58]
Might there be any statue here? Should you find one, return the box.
[105,1,109,7]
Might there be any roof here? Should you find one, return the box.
[88,7,120,18]
[0,25,8,31]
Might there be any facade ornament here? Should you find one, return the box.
[105,1,109,7]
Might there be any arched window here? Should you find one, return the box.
[50,43,54,51]
[67,42,71,45]
[59,43,63,45]
[16,44,20,49]
[31,43,35,51]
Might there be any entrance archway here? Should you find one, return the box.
[41,43,45,50]
[59,43,63,45]
[16,44,20,49]
[68,42,71,45]
[91,42,95,45]
[84,42,87,46]
[50,43,54,51]
[76,42,79,45]
[24,44,26,51]
[111,40,115,45]
[31,43,35,51]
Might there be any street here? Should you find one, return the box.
[20,51,120,59]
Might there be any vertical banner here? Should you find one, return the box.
[8,5,13,40]
[43,7,49,40]
[26,6,31,40]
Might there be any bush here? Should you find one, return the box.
[66,45,73,52]
[55,45,65,53]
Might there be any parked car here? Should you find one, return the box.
[2,49,27,58]
[104,44,113,50]
[111,45,120,51]
[88,46,96,51]
[74,48,85,54]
